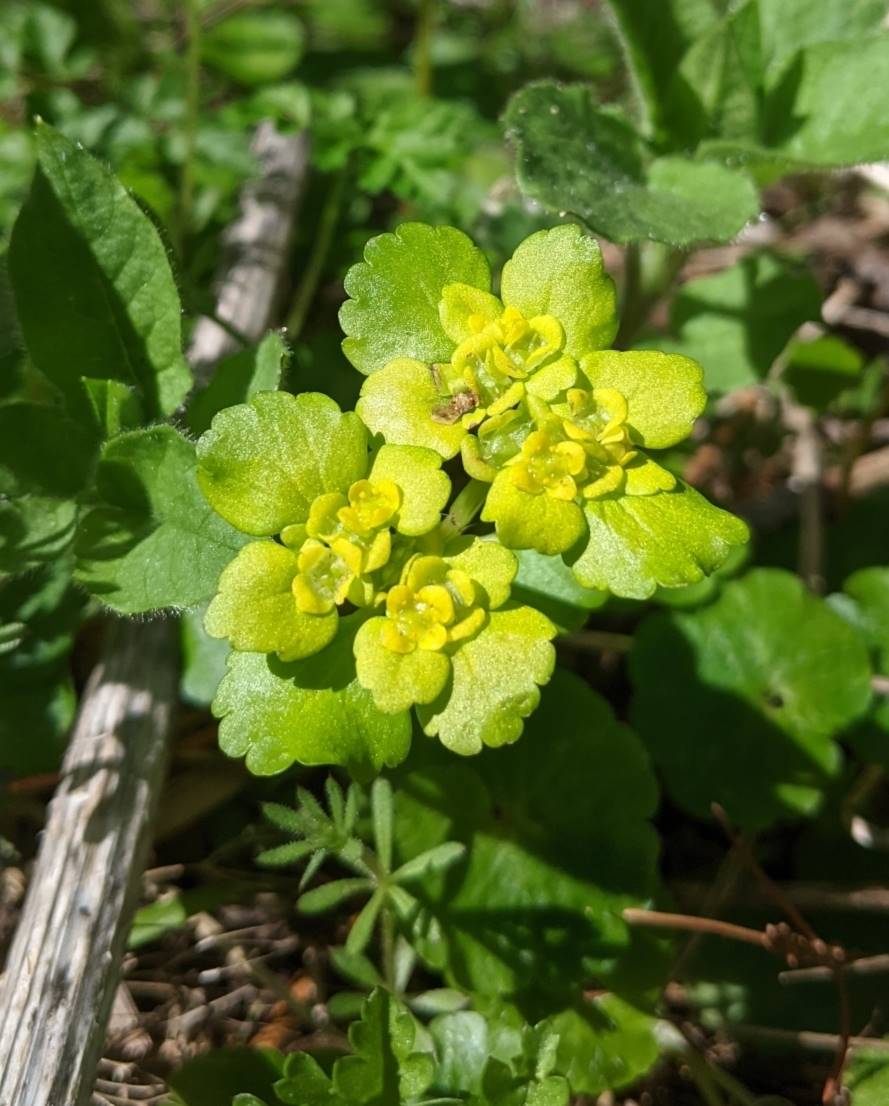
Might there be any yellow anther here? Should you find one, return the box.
[379,556,487,654]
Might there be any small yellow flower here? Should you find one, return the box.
[507,428,588,501]
[292,540,355,615]
[338,479,401,534]
[379,556,486,654]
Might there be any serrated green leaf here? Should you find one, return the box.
[569,481,749,600]
[197,391,368,536]
[653,252,822,392]
[442,538,516,610]
[340,222,490,376]
[504,83,758,246]
[417,606,556,755]
[394,670,659,1003]
[187,331,287,436]
[368,444,450,536]
[631,568,873,828]
[202,10,304,86]
[8,125,190,417]
[578,350,705,449]
[499,225,617,356]
[74,426,248,615]
[334,989,435,1104]
[205,540,337,662]
[213,614,411,778]
[276,1054,342,1106]
[845,1047,889,1106]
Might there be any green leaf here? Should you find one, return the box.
[0,402,96,569]
[578,350,705,449]
[187,331,287,436]
[417,606,556,755]
[442,538,517,610]
[197,391,368,536]
[504,82,759,246]
[570,481,750,600]
[205,540,337,662]
[544,996,660,1096]
[202,10,304,86]
[167,1049,285,1106]
[181,604,231,707]
[767,37,889,166]
[511,548,607,632]
[368,444,450,536]
[298,877,373,915]
[757,0,887,80]
[655,252,822,392]
[392,842,466,884]
[393,670,659,1004]
[630,568,873,828]
[499,225,617,356]
[75,427,248,614]
[275,1054,342,1106]
[783,335,864,411]
[482,473,586,558]
[8,125,190,417]
[334,990,435,1105]
[213,614,411,777]
[845,1048,889,1106]
[340,222,490,376]
[357,357,466,459]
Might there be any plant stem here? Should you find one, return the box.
[623,907,771,951]
[441,479,487,538]
[559,629,634,653]
[616,242,686,348]
[380,897,397,992]
[683,1049,725,1106]
[286,170,347,343]
[414,0,434,96]
[178,0,201,247]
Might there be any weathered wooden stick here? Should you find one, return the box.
[0,124,309,1106]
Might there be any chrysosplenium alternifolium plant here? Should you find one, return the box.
[197,222,748,775]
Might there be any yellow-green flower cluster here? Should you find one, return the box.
[380,555,487,655]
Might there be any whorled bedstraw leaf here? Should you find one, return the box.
[213,613,412,777]
[630,568,873,829]
[393,670,660,1005]
[339,221,491,375]
[503,82,758,246]
[74,426,248,615]
[569,480,749,600]
[653,252,822,393]
[0,401,97,570]
[8,124,190,417]
[417,605,556,756]
[197,391,369,536]
[187,331,287,436]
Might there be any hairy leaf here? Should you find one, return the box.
[75,427,247,614]
[504,82,758,246]
[8,124,190,417]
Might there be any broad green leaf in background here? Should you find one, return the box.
[783,335,864,411]
[202,10,305,86]
[845,1048,889,1106]
[166,1049,285,1106]
[652,252,822,392]
[186,331,287,436]
[0,402,97,571]
[511,548,607,632]
[181,604,231,707]
[213,615,412,778]
[8,125,191,418]
[74,426,248,614]
[340,221,490,375]
[755,0,887,81]
[393,670,659,1006]
[503,82,759,246]
[631,568,873,828]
